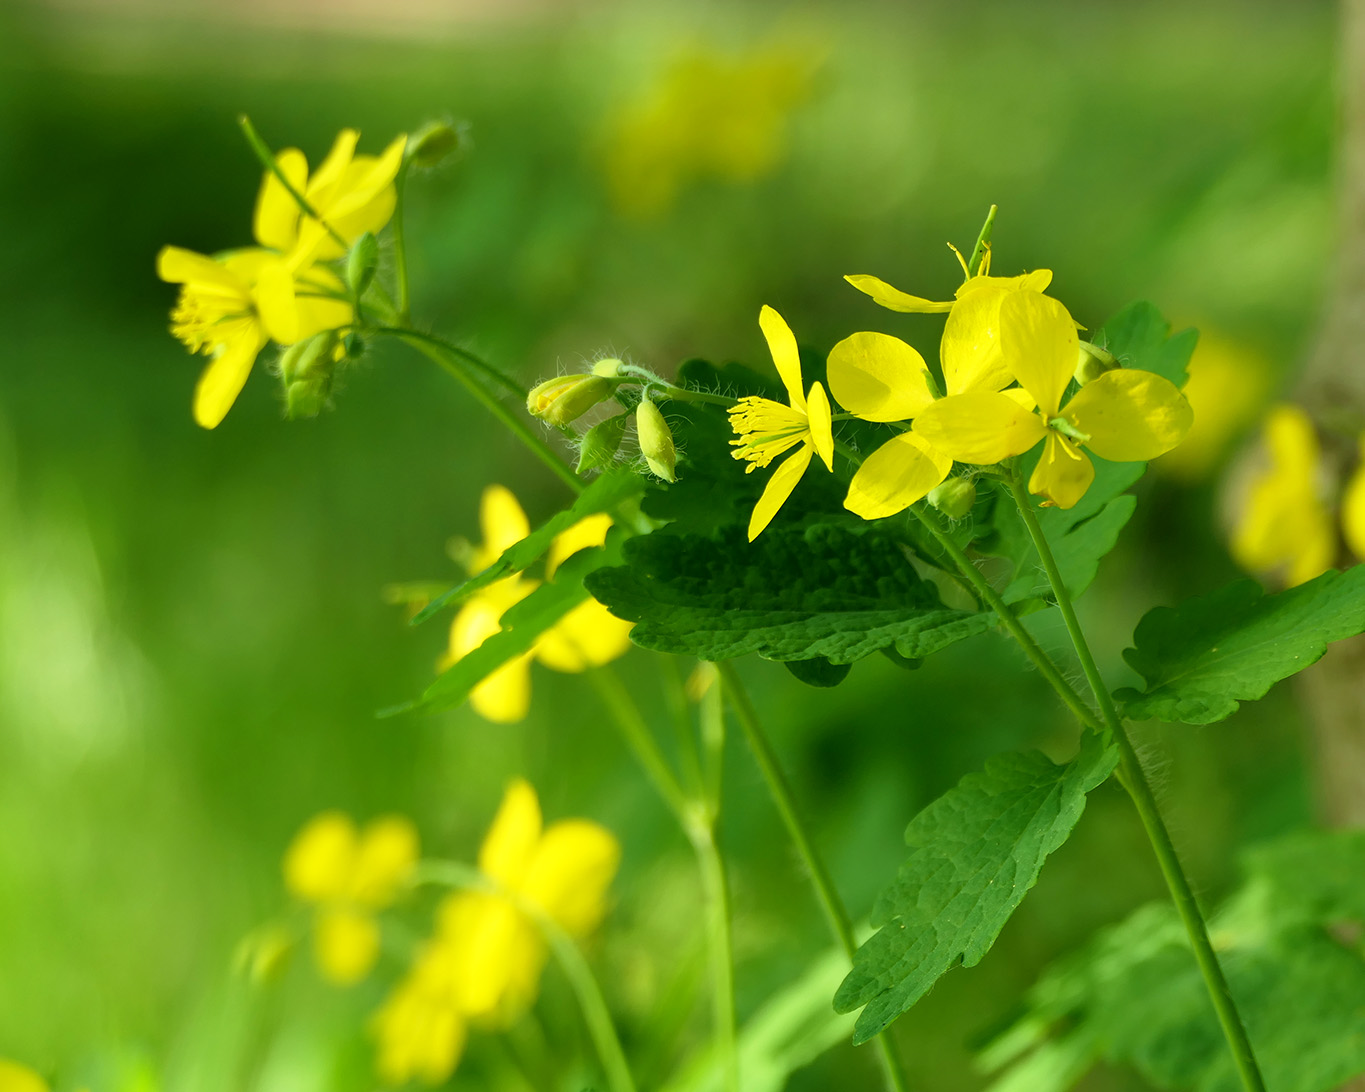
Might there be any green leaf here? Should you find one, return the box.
[1091,301,1199,388]
[783,657,853,688]
[384,542,618,716]
[1116,567,1365,724]
[409,468,644,626]
[585,524,995,666]
[834,732,1117,1042]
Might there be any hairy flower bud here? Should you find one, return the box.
[578,413,629,473]
[406,120,463,169]
[527,374,615,426]
[636,399,677,482]
[927,476,976,519]
[1075,342,1120,386]
[279,331,339,420]
[346,232,379,299]
[592,358,625,378]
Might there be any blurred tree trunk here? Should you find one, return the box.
[1297,0,1365,829]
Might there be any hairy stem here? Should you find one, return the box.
[1005,472,1267,1092]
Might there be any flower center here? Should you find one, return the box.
[728,397,810,470]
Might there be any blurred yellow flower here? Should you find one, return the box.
[729,305,835,540]
[602,41,815,217]
[283,811,418,985]
[371,780,619,1086]
[1343,437,1365,561]
[0,1060,48,1092]
[157,246,352,428]
[914,291,1192,509]
[1230,404,1335,587]
[255,129,407,267]
[1156,332,1272,481]
[443,486,633,723]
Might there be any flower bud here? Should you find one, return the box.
[346,232,379,298]
[406,120,463,169]
[526,374,615,426]
[279,331,339,420]
[636,399,677,482]
[927,477,976,519]
[1075,342,1120,385]
[578,413,629,473]
[592,358,625,378]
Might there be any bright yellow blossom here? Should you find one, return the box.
[283,811,418,985]
[1230,405,1335,587]
[444,487,633,722]
[370,780,620,1086]
[913,291,1192,508]
[255,128,407,267]
[837,255,1056,517]
[1343,437,1365,562]
[729,305,835,540]
[0,1060,48,1092]
[157,247,352,428]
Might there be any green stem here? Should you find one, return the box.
[383,328,582,494]
[237,115,349,252]
[588,667,691,824]
[715,662,910,1092]
[392,159,412,322]
[378,326,527,399]
[415,860,637,1092]
[966,204,998,277]
[1005,472,1267,1092]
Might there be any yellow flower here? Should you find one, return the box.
[913,291,1192,509]
[0,1060,48,1092]
[254,129,407,267]
[1343,437,1365,562]
[837,256,1056,518]
[728,305,835,540]
[1229,404,1335,587]
[443,486,634,723]
[283,811,418,985]
[370,780,619,1086]
[157,246,352,428]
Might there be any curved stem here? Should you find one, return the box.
[588,668,691,824]
[1005,473,1267,1092]
[382,328,582,494]
[392,159,412,322]
[416,859,637,1092]
[715,662,910,1092]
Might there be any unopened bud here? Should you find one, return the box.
[406,120,463,169]
[527,374,615,426]
[578,413,629,473]
[927,477,976,519]
[346,232,379,298]
[636,399,677,482]
[279,331,339,420]
[1075,342,1120,385]
[592,358,625,378]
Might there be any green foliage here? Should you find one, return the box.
[1116,567,1365,723]
[586,524,995,665]
[410,468,645,625]
[980,829,1365,1092]
[1091,301,1199,387]
[834,732,1118,1043]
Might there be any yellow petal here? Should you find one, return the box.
[306,128,360,201]
[253,147,308,251]
[350,816,419,908]
[748,444,812,540]
[1343,441,1365,560]
[806,381,835,470]
[252,257,300,345]
[826,331,934,421]
[844,274,953,314]
[546,513,613,579]
[313,906,380,985]
[941,283,1014,395]
[156,246,243,291]
[294,264,353,339]
[1063,368,1193,463]
[480,485,531,563]
[911,391,1047,465]
[372,973,467,1087]
[521,819,621,936]
[998,290,1077,417]
[450,895,545,1024]
[0,1059,50,1092]
[469,656,534,723]
[479,779,542,889]
[535,598,634,672]
[758,305,806,411]
[1028,433,1095,509]
[844,433,953,520]
[193,328,267,429]
[955,269,1053,298]
[284,810,358,902]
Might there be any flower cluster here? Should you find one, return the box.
[158,127,406,428]
[728,246,1194,537]
[442,484,634,723]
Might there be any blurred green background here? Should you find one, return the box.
[0,0,1338,1088]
